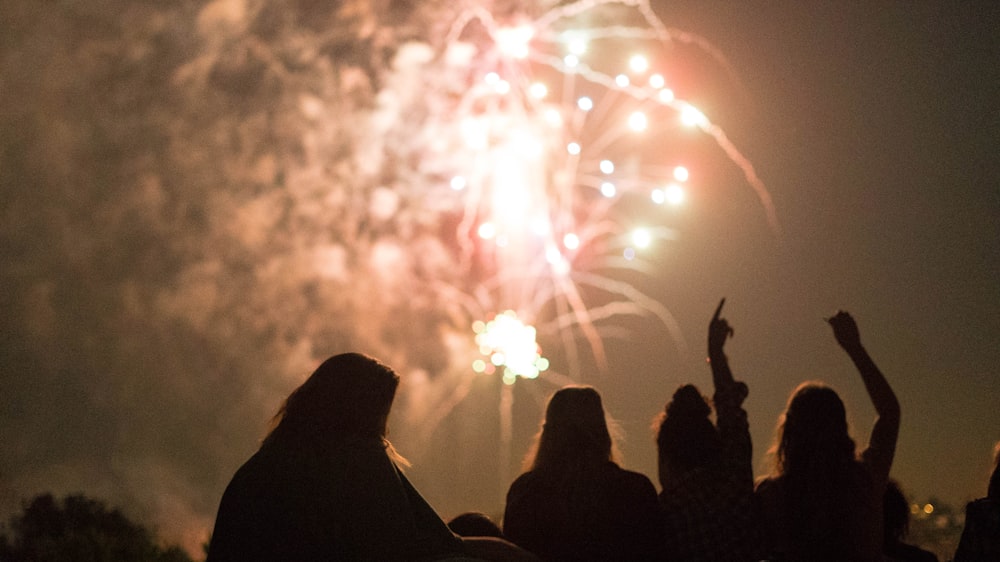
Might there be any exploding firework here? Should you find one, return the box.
[388,0,778,381]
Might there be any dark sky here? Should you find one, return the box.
[1,0,998,554]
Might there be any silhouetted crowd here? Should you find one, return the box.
[206,302,1000,561]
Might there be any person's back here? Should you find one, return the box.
[656,300,759,561]
[502,386,662,561]
[504,461,661,561]
[756,460,880,561]
[206,353,465,562]
[754,312,900,562]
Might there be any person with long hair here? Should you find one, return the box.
[954,440,1000,560]
[207,352,534,561]
[502,386,663,561]
[755,311,900,561]
[655,299,759,560]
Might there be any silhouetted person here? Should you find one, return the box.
[207,352,532,561]
[655,299,759,560]
[755,311,900,561]
[954,441,1000,561]
[448,512,505,539]
[502,386,663,561]
[883,479,937,561]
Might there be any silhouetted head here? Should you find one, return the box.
[989,441,1000,499]
[883,479,910,544]
[529,386,614,472]
[447,512,504,538]
[773,382,856,476]
[263,353,399,449]
[655,384,721,487]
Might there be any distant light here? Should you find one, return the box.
[651,189,665,205]
[615,74,630,87]
[628,111,648,131]
[923,504,934,515]
[658,88,675,103]
[649,73,665,89]
[495,80,511,94]
[680,104,708,127]
[629,54,649,73]
[545,246,562,264]
[632,228,652,248]
[665,184,685,206]
[496,25,533,59]
[563,233,580,250]
[568,37,587,56]
[529,82,548,99]
[544,108,562,126]
[673,166,690,182]
[484,72,500,85]
[472,359,486,373]
[564,54,580,68]
[577,96,593,111]
[623,247,636,260]
[567,142,581,155]
[600,160,615,174]
[600,181,616,197]
[450,176,467,191]
[478,222,496,239]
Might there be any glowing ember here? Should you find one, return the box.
[473,312,550,385]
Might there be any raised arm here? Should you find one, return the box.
[827,311,900,482]
[708,298,737,392]
[707,298,751,478]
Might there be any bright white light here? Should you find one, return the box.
[629,54,649,73]
[600,182,616,197]
[563,233,580,250]
[484,72,500,85]
[568,37,587,56]
[567,142,581,155]
[544,108,562,126]
[529,82,548,99]
[673,166,690,182]
[658,88,675,103]
[473,311,548,381]
[564,54,579,68]
[615,74,630,87]
[450,176,467,191]
[651,189,665,205]
[545,246,562,264]
[600,160,615,174]
[478,222,496,239]
[496,25,533,59]
[649,74,665,89]
[632,228,652,248]
[495,80,511,94]
[577,97,593,111]
[628,111,648,131]
[680,104,708,127]
[665,184,685,205]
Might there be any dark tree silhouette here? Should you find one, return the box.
[0,493,194,562]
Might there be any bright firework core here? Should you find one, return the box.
[473,312,550,385]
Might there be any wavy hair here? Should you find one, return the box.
[262,353,402,460]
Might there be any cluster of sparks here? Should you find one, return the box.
[431,0,775,382]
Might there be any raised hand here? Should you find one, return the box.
[708,298,734,359]
[827,310,862,352]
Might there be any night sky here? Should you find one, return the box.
[1,0,998,555]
